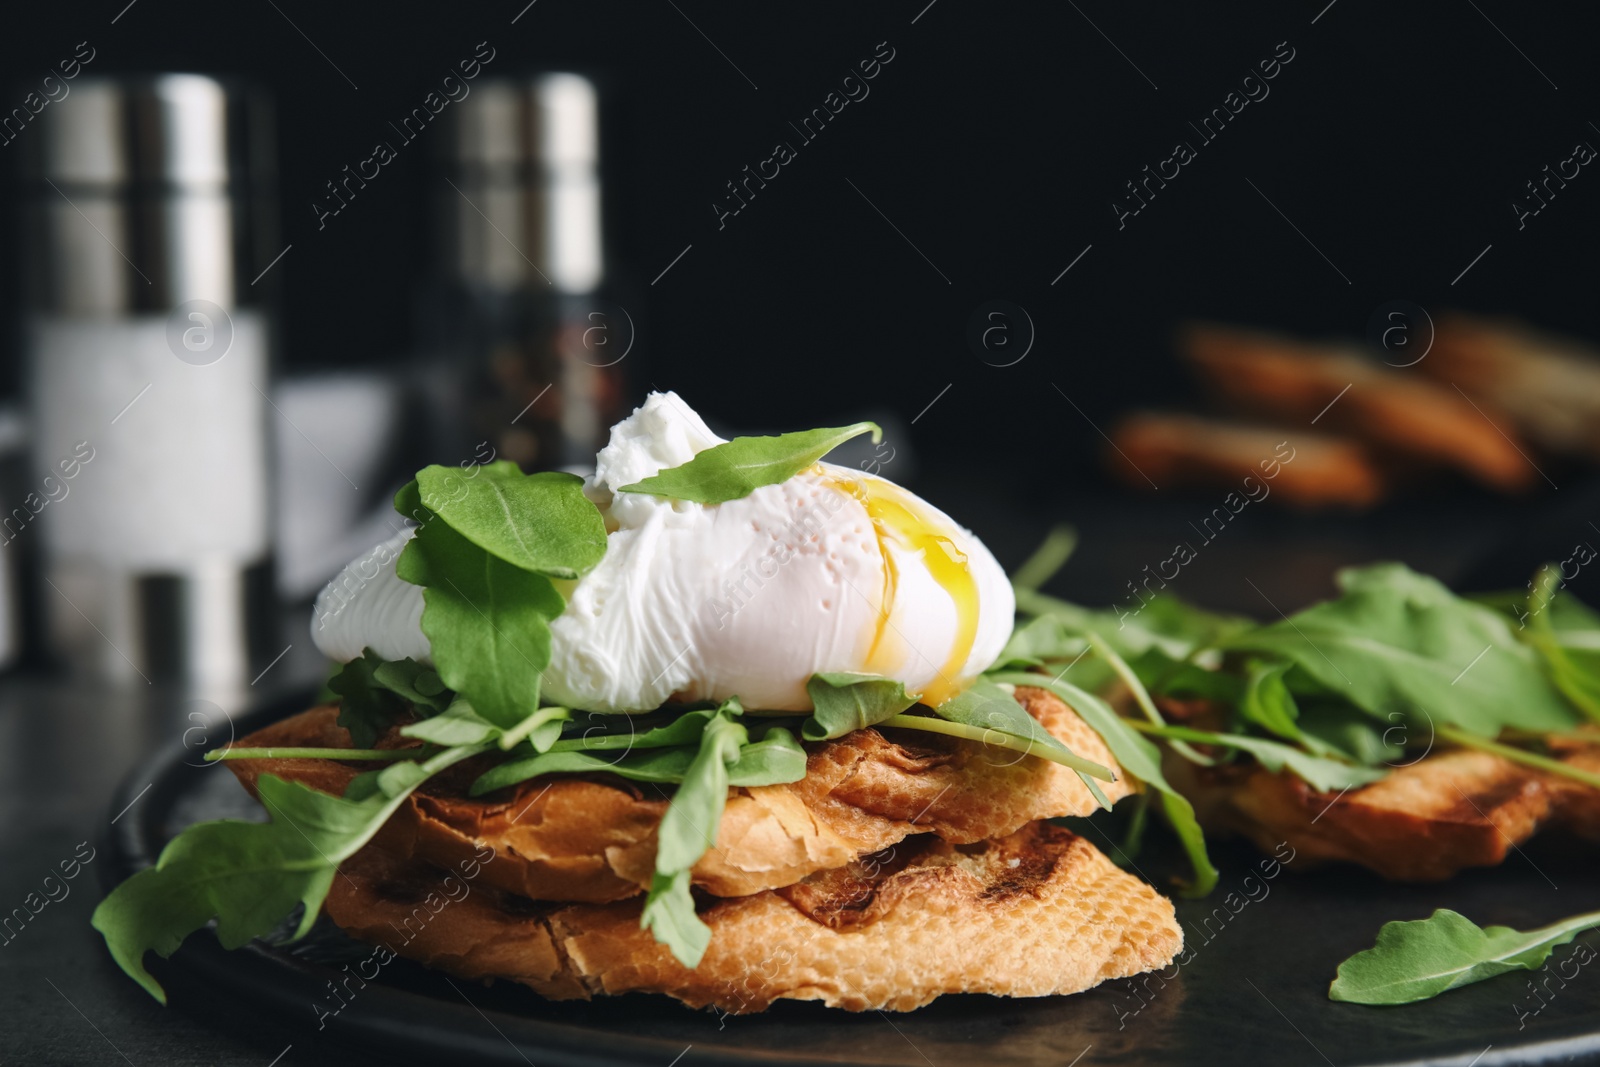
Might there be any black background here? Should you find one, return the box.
[5,0,1600,616]
[3,0,1597,486]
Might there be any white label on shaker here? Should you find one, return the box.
[30,311,270,567]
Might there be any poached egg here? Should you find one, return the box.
[312,392,1014,712]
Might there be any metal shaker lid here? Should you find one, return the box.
[439,73,603,294]
[23,74,273,313]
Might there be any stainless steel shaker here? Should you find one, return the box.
[21,74,278,687]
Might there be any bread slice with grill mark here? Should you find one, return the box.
[1173,736,1600,881]
[226,686,1130,904]
[321,822,1182,1013]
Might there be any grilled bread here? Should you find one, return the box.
[1180,322,1536,492]
[1108,411,1387,508]
[1173,737,1600,881]
[322,821,1182,1013]
[1426,313,1600,461]
[227,687,1131,903]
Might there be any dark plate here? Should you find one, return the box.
[101,689,1600,1067]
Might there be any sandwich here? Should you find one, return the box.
[93,392,1188,1012]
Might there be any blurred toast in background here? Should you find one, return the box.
[1109,413,1387,508]
[1426,313,1600,462]
[1103,316,1600,507]
[1179,323,1535,493]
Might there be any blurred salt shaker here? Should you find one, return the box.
[22,75,278,687]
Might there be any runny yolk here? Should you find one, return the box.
[828,473,980,707]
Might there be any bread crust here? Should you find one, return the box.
[227,687,1130,903]
[1180,322,1536,492]
[1108,411,1386,508]
[322,822,1182,1013]
[1173,736,1600,881]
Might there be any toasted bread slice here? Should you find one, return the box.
[227,687,1130,903]
[1174,738,1600,881]
[1426,313,1600,461]
[1180,322,1536,492]
[321,822,1182,1013]
[1108,412,1387,508]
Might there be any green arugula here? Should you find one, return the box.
[640,700,753,967]
[462,697,807,967]
[395,466,605,731]
[995,615,1086,670]
[1015,588,1249,661]
[986,670,1218,895]
[1524,565,1600,722]
[1222,564,1579,737]
[413,464,607,578]
[469,721,806,795]
[327,651,447,747]
[1237,659,1337,756]
[619,422,882,504]
[91,742,487,1003]
[803,672,917,740]
[874,678,1117,808]
[1001,527,1600,899]
[1009,524,1080,593]
[1088,633,1214,768]
[1129,646,1242,704]
[1330,908,1600,1005]
[1128,721,1386,793]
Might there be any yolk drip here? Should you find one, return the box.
[830,473,979,707]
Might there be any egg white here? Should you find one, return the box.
[311,392,1015,712]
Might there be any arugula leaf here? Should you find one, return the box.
[399,697,502,747]
[475,745,700,788]
[413,464,607,579]
[327,651,407,748]
[497,705,572,753]
[327,653,452,748]
[1130,647,1241,704]
[1238,660,1302,741]
[911,678,1116,806]
[727,726,808,783]
[1132,722,1387,792]
[1524,565,1600,722]
[803,673,917,740]
[986,671,1219,896]
[1236,659,1338,756]
[642,701,750,967]
[1297,703,1404,765]
[371,658,450,714]
[397,516,565,732]
[469,728,807,795]
[931,679,1083,761]
[1010,525,1079,593]
[640,871,706,969]
[995,616,1086,669]
[1088,632,1214,769]
[550,709,720,752]
[1015,588,1248,660]
[394,467,606,733]
[1222,563,1579,737]
[1329,908,1600,1005]
[91,743,486,1003]
[618,422,882,504]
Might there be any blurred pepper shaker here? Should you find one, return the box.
[22,75,278,686]
[423,73,627,471]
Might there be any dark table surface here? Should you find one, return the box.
[5,483,1596,1066]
